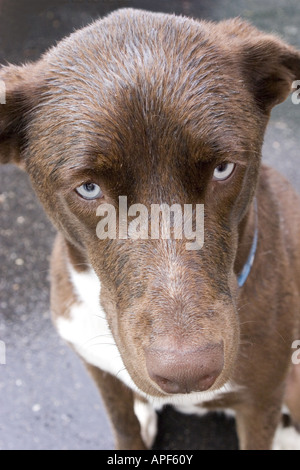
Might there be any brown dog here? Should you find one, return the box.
[1,8,300,450]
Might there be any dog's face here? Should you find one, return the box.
[1,9,300,397]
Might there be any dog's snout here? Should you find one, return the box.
[145,341,224,394]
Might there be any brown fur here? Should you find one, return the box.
[1,9,300,449]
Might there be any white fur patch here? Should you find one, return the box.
[174,404,236,418]
[150,382,240,411]
[134,398,158,448]
[55,266,138,392]
[55,265,240,412]
[273,425,300,450]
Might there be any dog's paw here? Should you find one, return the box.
[134,398,158,449]
[273,424,300,450]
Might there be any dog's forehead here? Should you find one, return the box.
[28,10,259,179]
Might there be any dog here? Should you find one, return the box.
[1,8,300,450]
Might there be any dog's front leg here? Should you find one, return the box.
[235,403,282,450]
[85,363,147,450]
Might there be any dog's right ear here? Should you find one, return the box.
[0,63,42,167]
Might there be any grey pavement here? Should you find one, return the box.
[0,0,299,450]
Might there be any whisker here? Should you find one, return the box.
[72,262,92,269]
[92,313,106,320]
[238,340,255,346]
[237,302,253,312]
[83,334,114,347]
[116,367,127,378]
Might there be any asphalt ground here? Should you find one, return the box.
[0,0,300,450]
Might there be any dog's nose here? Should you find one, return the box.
[145,341,224,394]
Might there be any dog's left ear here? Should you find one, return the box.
[243,37,300,112]
[0,63,42,166]
[223,19,300,113]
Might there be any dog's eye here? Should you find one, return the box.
[75,183,103,200]
[213,163,235,181]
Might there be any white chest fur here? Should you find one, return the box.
[55,266,138,392]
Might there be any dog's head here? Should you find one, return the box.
[1,9,300,396]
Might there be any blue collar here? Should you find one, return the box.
[237,199,258,288]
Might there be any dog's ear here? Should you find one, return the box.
[222,19,300,113]
[242,37,300,112]
[0,63,41,166]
